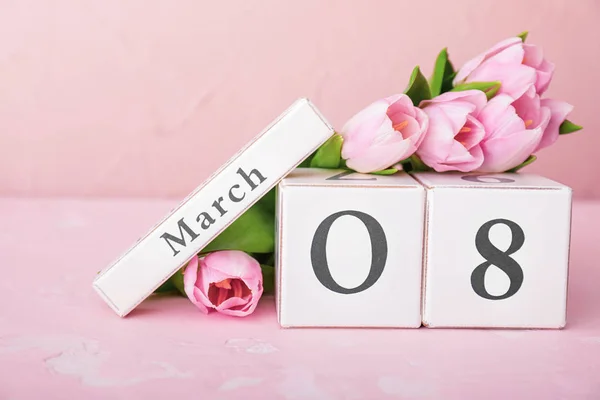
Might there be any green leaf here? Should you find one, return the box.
[429,48,456,96]
[452,81,501,99]
[155,279,177,294]
[507,155,537,172]
[338,159,351,170]
[370,168,399,176]
[404,66,432,106]
[298,155,313,168]
[559,120,583,135]
[171,266,186,296]
[517,31,529,42]
[202,201,275,254]
[156,266,185,296]
[309,134,343,168]
[257,187,276,215]
[261,264,275,295]
[401,154,430,173]
[253,252,274,266]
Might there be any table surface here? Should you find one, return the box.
[1,198,599,400]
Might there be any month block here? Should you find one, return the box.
[275,168,425,328]
[413,172,572,329]
[93,99,334,316]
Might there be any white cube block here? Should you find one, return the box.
[275,168,425,328]
[92,98,334,316]
[413,172,572,329]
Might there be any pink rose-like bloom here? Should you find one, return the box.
[477,91,551,172]
[416,90,487,172]
[454,37,555,99]
[183,250,263,317]
[340,94,428,173]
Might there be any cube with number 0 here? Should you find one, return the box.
[414,172,572,329]
[276,168,425,328]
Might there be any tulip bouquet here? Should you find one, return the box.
[156,32,582,317]
[303,32,581,175]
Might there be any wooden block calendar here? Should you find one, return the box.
[275,169,572,329]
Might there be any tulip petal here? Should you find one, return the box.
[455,116,486,150]
[438,101,477,133]
[191,287,211,314]
[218,305,254,317]
[387,107,429,148]
[534,67,554,95]
[445,141,476,164]
[418,91,486,172]
[522,43,543,67]
[537,106,552,135]
[341,94,427,173]
[198,258,235,289]
[467,61,537,100]
[423,90,487,115]
[340,99,392,159]
[479,127,543,172]
[387,94,417,120]
[444,144,484,172]
[522,44,555,95]
[345,137,415,173]
[183,256,211,313]
[216,295,251,311]
[454,37,523,83]
[489,43,525,65]
[479,95,526,140]
[511,89,550,134]
[218,291,263,317]
[442,115,486,170]
[201,250,262,291]
[536,99,574,151]
[411,107,429,148]
[461,144,485,171]
[394,115,420,142]
[417,105,457,171]
[342,95,416,162]
[342,99,389,136]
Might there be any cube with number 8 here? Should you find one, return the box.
[276,168,425,328]
[413,172,572,329]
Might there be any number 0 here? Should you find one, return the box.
[310,210,387,294]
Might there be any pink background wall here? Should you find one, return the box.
[1,0,597,199]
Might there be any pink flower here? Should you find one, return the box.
[183,250,263,317]
[454,37,555,99]
[416,90,487,172]
[477,91,550,172]
[536,99,574,151]
[340,94,428,173]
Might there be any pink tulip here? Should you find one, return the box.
[183,250,263,317]
[416,90,487,172]
[454,37,555,99]
[536,98,574,151]
[477,92,550,172]
[340,94,428,173]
